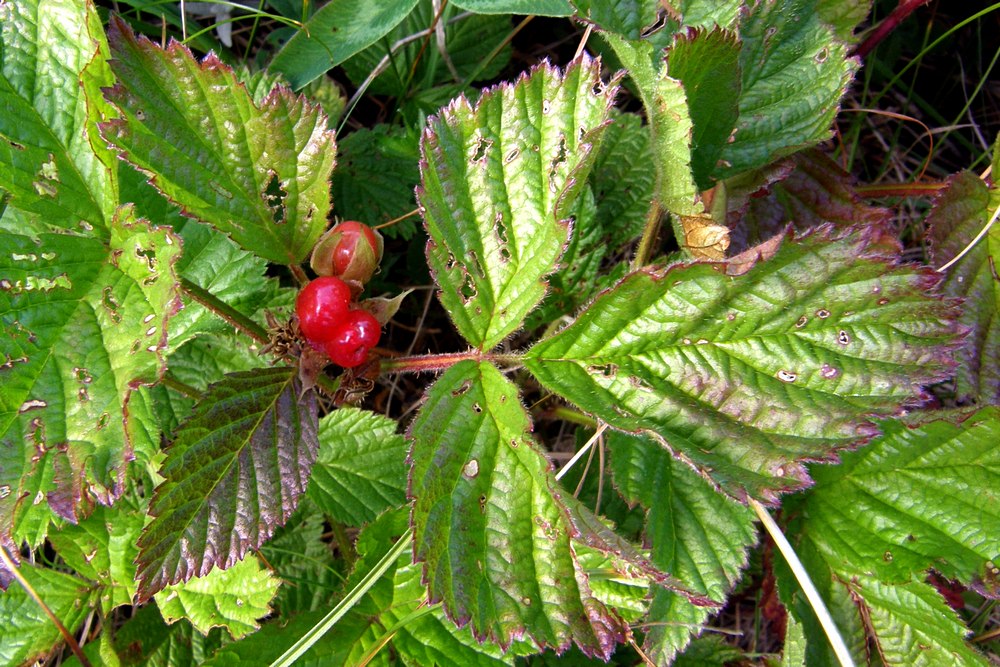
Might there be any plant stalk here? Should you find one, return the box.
[750,499,855,667]
[0,545,93,667]
[180,278,269,345]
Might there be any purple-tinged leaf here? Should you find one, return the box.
[101,18,336,265]
[926,171,1000,403]
[726,148,893,256]
[526,225,962,503]
[408,360,626,658]
[135,367,318,602]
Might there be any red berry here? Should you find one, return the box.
[296,277,351,343]
[310,221,384,285]
[322,309,381,368]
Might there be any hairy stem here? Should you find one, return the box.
[379,350,522,374]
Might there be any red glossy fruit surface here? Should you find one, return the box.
[322,309,381,368]
[295,277,351,343]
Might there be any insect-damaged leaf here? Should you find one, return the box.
[135,368,318,601]
[408,360,626,658]
[525,226,962,503]
[418,55,617,350]
[0,0,117,232]
[0,206,180,554]
[101,18,335,265]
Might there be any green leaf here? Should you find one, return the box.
[168,221,274,348]
[418,56,617,350]
[778,410,1000,665]
[260,510,343,615]
[816,0,872,42]
[111,605,197,667]
[666,28,741,191]
[408,360,626,658]
[387,561,519,666]
[269,0,420,90]
[791,410,1000,596]
[844,575,987,666]
[608,431,757,663]
[451,0,573,16]
[604,34,701,218]
[48,502,144,612]
[570,0,661,40]
[0,564,97,665]
[716,0,855,179]
[675,0,742,29]
[781,615,807,666]
[156,556,279,639]
[590,111,655,242]
[330,126,420,240]
[725,148,891,256]
[135,368,319,601]
[308,407,409,527]
[0,206,180,539]
[926,171,1000,403]
[0,0,116,231]
[101,19,336,265]
[525,226,961,502]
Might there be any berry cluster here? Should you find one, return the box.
[296,221,384,368]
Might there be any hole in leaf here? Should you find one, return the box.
[795,315,808,328]
[451,379,472,397]
[504,148,520,164]
[135,245,157,271]
[588,363,618,378]
[471,135,492,162]
[837,330,851,345]
[102,287,122,323]
[815,308,830,319]
[263,172,287,224]
[463,460,479,478]
[639,8,668,38]
[472,403,482,413]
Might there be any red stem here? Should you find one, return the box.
[853,0,934,59]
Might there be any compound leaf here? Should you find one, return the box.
[408,360,626,658]
[269,0,419,90]
[308,406,409,527]
[418,55,617,350]
[926,171,1000,403]
[156,555,279,639]
[609,431,757,663]
[135,368,319,601]
[0,206,180,547]
[525,226,961,503]
[102,19,336,265]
